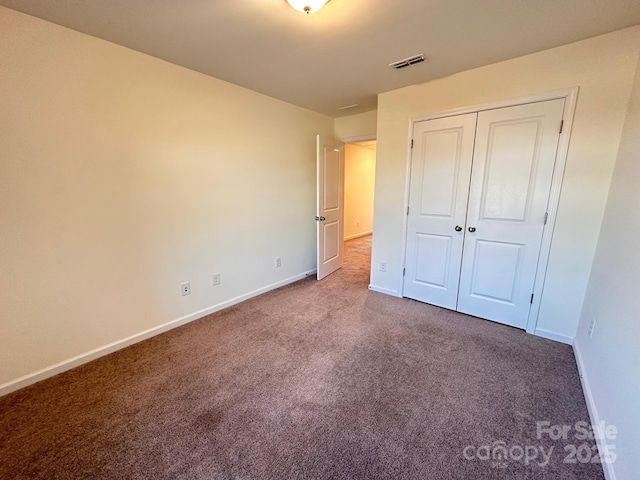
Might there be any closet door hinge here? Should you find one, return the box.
[544,212,548,225]
[411,139,414,149]
[530,293,534,304]
[403,268,406,276]
[407,206,410,216]
[559,120,564,134]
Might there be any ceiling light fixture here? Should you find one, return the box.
[286,0,330,15]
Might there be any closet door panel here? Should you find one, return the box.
[457,99,565,328]
[403,113,477,309]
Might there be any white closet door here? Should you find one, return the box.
[457,99,565,328]
[403,114,477,309]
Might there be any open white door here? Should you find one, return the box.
[317,135,344,280]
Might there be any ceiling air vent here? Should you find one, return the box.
[389,53,426,70]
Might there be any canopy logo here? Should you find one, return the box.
[462,420,617,468]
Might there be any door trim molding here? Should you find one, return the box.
[409,88,579,124]
[340,134,376,143]
[399,87,580,338]
[527,88,579,335]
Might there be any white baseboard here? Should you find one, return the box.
[0,269,316,398]
[573,340,617,480]
[534,327,574,345]
[368,284,401,297]
[344,231,372,241]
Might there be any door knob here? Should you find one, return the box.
[315,216,326,222]
[468,226,476,232]
[455,225,463,232]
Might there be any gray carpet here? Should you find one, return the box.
[0,235,604,479]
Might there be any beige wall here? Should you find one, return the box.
[0,7,333,389]
[574,52,640,480]
[335,111,377,141]
[344,144,376,240]
[370,26,640,341]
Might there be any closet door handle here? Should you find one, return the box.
[468,226,476,233]
[455,225,463,232]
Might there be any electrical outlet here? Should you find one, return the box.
[379,262,387,272]
[588,317,596,338]
[212,274,220,286]
[275,257,282,268]
[180,282,191,296]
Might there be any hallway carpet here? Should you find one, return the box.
[0,236,604,479]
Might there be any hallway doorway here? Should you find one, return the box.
[343,141,376,275]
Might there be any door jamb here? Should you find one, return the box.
[341,134,377,241]
[398,87,579,335]
[340,134,377,143]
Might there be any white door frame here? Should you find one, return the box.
[340,134,377,144]
[399,87,579,335]
[340,134,377,243]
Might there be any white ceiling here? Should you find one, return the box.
[2,0,640,117]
